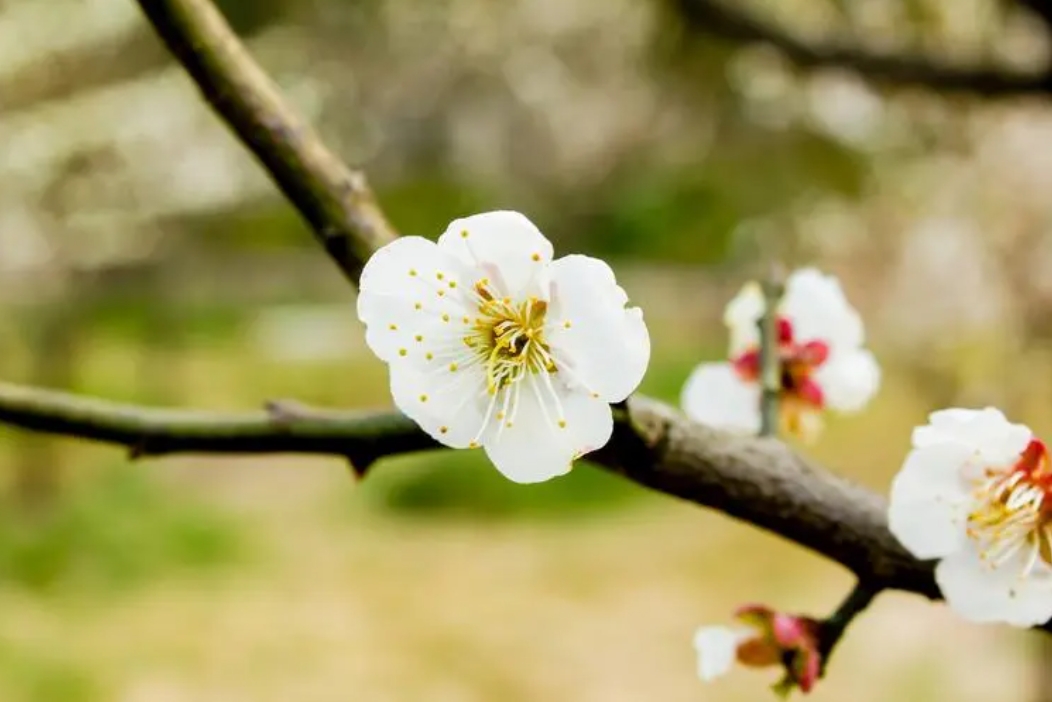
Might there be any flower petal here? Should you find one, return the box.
[919,407,1006,445]
[888,442,974,559]
[681,362,761,435]
[358,235,472,299]
[693,626,751,682]
[723,281,764,355]
[913,407,1032,466]
[935,550,1052,626]
[483,378,612,483]
[389,363,489,449]
[436,211,553,299]
[357,236,475,366]
[780,268,863,352]
[814,348,880,413]
[545,254,650,402]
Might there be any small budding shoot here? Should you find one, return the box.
[694,604,822,697]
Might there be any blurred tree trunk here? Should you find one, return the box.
[135,261,185,406]
[13,283,85,508]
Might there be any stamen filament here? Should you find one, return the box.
[968,440,1052,578]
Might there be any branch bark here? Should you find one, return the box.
[16,381,1052,635]
[0,382,437,472]
[0,381,932,595]
[672,0,1052,97]
[136,0,398,284]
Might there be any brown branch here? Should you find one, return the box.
[135,0,398,284]
[0,29,168,115]
[672,0,1052,96]
[0,382,437,473]
[815,580,880,674]
[0,383,931,596]
[598,399,938,599]
[7,381,1052,632]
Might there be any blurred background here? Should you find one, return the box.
[1,0,1052,699]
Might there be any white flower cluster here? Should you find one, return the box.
[682,269,880,440]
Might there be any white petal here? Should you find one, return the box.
[681,363,761,435]
[483,377,612,484]
[921,407,1007,444]
[815,349,880,413]
[888,442,974,560]
[545,255,650,402]
[358,293,474,369]
[436,211,553,299]
[780,268,864,352]
[357,236,475,366]
[389,364,489,449]
[358,235,471,299]
[723,281,764,355]
[913,407,1032,466]
[936,551,1052,626]
[693,626,751,682]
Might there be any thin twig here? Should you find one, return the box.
[0,382,437,472]
[816,581,881,672]
[672,0,1052,97]
[135,0,398,284]
[757,268,784,437]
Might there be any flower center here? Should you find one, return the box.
[731,318,829,405]
[464,279,555,394]
[968,438,1052,576]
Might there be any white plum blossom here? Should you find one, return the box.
[681,268,880,440]
[356,210,650,483]
[889,407,1052,627]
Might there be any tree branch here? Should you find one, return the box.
[135,0,398,284]
[0,382,927,590]
[12,381,1052,632]
[0,29,168,115]
[16,377,1052,638]
[0,382,437,473]
[672,0,1052,96]
[816,580,880,673]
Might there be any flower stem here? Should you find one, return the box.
[816,580,881,673]
[758,266,784,438]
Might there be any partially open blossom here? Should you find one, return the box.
[681,268,879,440]
[356,211,650,483]
[694,605,821,696]
[889,407,1052,626]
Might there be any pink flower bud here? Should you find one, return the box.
[695,604,821,696]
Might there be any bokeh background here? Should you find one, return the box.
[2,0,1052,699]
